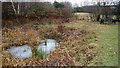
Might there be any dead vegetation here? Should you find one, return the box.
[2,19,99,66]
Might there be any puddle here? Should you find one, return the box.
[8,45,32,59]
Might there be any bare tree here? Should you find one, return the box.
[11,0,17,15]
[11,0,20,15]
[17,2,20,14]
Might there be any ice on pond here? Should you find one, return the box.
[8,39,58,59]
[8,45,32,59]
[37,39,58,57]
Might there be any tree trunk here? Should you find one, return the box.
[11,0,17,15]
[97,15,100,21]
[17,2,20,15]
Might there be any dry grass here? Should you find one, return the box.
[2,13,99,66]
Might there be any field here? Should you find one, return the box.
[64,19,118,66]
[2,13,118,66]
[90,23,118,66]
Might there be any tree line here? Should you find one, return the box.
[2,1,73,20]
[74,1,120,22]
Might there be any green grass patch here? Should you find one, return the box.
[34,49,45,60]
[91,24,118,66]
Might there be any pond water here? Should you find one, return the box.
[8,45,32,59]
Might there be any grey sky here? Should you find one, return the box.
[1,0,120,6]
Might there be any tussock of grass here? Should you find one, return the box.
[36,49,45,59]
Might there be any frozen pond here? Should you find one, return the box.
[8,39,58,59]
[37,39,58,59]
[8,45,32,59]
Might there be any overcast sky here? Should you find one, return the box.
[1,0,120,6]
[38,0,119,6]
